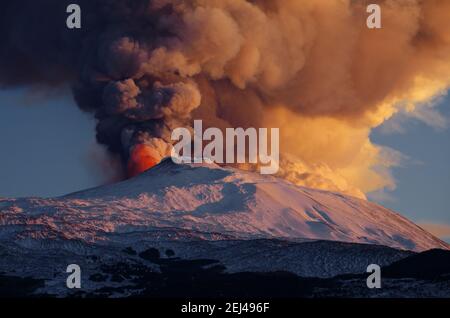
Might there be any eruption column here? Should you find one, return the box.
[127,144,161,178]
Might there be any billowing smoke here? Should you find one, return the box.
[0,0,449,198]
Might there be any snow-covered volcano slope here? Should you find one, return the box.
[0,159,447,252]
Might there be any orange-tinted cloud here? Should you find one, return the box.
[1,0,450,196]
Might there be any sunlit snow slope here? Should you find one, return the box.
[0,159,447,252]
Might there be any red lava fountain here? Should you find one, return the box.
[127,144,160,178]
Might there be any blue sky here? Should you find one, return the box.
[0,88,108,197]
[372,107,450,224]
[370,97,450,241]
[0,88,449,241]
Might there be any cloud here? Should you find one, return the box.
[1,0,450,198]
[410,107,449,131]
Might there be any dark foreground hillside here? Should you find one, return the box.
[0,242,449,298]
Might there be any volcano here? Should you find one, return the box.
[0,159,447,252]
[0,159,449,297]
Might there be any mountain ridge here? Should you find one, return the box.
[0,159,447,252]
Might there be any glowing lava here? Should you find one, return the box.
[127,144,160,178]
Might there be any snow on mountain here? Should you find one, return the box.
[0,159,447,252]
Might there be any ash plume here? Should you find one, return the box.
[0,0,449,197]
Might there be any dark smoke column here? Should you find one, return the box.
[0,0,201,176]
[70,2,202,176]
[1,0,449,196]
